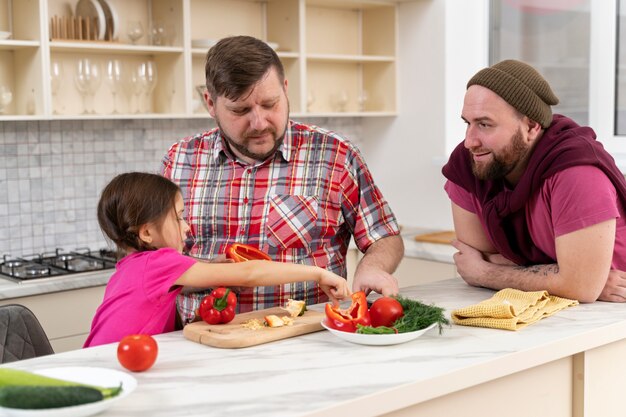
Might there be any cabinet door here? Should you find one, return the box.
[0,285,106,353]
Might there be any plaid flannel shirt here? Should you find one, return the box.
[162,120,399,322]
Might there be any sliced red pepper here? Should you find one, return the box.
[324,291,371,333]
[225,243,271,262]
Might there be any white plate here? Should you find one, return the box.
[0,367,137,417]
[75,0,106,40]
[321,320,437,346]
[0,31,11,40]
[97,0,119,40]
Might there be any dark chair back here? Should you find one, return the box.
[0,304,54,363]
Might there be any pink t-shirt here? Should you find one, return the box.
[445,165,626,269]
[84,248,196,347]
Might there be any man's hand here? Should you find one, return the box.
[598,269,626,302]
[352,235,403,296]
[352,268,399,297]
[451,239,491,287]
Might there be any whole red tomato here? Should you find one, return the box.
[369,297,404,328]
[117,334,158,372]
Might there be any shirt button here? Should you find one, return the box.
[244,197,249,204]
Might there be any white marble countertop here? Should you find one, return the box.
[4,278,626,416]
[0,270,111,300]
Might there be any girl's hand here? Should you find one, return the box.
[319,271,351,305]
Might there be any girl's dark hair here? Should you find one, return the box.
[205,35,285,101]
[97,172,180,253]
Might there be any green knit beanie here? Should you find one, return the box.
[467,59,559,128]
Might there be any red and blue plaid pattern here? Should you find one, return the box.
[162,121,399,321]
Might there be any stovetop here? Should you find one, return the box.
[0,248,118,284]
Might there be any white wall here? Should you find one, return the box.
[358,0,488,231]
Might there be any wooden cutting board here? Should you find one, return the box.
[183,307,325,349]
[413,230,456,245]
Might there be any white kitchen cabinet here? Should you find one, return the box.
[0,285,105,353]
[0,0,397,120]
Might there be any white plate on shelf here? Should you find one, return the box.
[321,320,437,346]
[0,31,11,40]
[0,367,137,417]
[97,0,119,40]
[76,0,106,40]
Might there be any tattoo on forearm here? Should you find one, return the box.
[513,264,559,276]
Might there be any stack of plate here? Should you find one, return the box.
[75,0,119,41]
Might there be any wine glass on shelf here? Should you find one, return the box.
[138,61,157,113]
[105,59,123,114]
[126,20,144,45]
[357,90,369,112]
[129,65,144,113]
[0,85,12,114]
[74,58,101,114]
[50,60,63,114]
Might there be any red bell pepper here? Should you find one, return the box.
[198,287,237,325]
[324,291,371,333]
[225,243,271,262]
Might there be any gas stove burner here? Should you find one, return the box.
[0,247,116,283]
[24,265,51,277]
[4,260,23,268]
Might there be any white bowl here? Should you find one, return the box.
[0,31,11,40]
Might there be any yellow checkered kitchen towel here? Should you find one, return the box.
[451,288,578,330]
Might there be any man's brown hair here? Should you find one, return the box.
[205,35,285,101]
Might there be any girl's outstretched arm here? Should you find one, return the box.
[175,260,350,304]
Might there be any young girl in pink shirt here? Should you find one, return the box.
[84,172,349,347]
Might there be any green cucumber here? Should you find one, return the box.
[0,369,122,399]
[0,385,103,409]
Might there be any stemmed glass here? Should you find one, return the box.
[129,68,143,113]
[105,59,123,114]
[138,61,157,113]
[74,58,101,114]
[126,21,144,45]
[0,85,12,114]
[50,60,63,114]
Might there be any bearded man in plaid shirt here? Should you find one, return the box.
[162,36,404,323]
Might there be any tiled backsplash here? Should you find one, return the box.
[0,118,362,256]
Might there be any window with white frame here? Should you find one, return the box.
[489,0,591,126]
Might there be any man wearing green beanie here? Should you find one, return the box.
[442,59,626,303]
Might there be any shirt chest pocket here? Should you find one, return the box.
[266,195,320,251]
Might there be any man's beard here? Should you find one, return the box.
[471,128,529,181]
[220,125,285,162]
[217,103,289,162]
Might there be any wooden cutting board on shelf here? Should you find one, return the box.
[183,307,325,349]
[413,230,456,245]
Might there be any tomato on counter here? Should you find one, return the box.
[117,334,158,372]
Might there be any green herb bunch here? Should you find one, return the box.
[357,295,450,335]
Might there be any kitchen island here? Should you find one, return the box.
[2,278,625,417]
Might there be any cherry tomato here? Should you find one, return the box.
[117,334,158,372]
[369,297,404,328]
